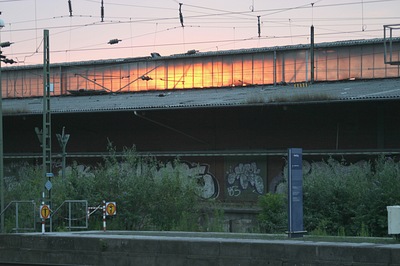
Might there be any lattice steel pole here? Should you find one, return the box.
[42,29,52,231]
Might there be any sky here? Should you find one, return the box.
[0,0,399,66]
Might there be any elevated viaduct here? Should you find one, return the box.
[1,37,400,232]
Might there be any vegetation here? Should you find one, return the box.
[270,92,336,103]
[3,147,208,232]
[244,92,266,104]
[257,156,400,237]
[4,149,400,237]
[258,193,287,233]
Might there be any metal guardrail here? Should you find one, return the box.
[51,200,88,230]
[0,200,36,233]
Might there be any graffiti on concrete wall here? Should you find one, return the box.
[226,161,265,199]
[154,161,219,199]
[274,159,371,193]
[58,160,220,199]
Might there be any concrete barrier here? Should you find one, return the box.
[0,232,399,265]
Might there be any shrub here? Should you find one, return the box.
[258,193,287,233]
[259,156,400,237]
[303,156,400,237]
[4,147,204,232]
[303,158,371,236]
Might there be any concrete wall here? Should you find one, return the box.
[0,232,399,266]
[5,102,398,203]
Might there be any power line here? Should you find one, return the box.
[2,0,399,65]
[83,0,176,11]
[8,27,384,58]
[7,0,398,28]
[5,12,399,33]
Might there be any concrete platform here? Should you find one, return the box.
[0,231,399,265]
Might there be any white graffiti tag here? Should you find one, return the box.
[227,162,264,195]
[154,161,219,199]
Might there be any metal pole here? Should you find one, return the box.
[0,22,4,233]
[42,29,52,231]
[310,25,315,83]
[32,201,36,231]
[15,202,18,233]
[273,50,277,86]
[56,127,70,180]
[102,200,106,232]
[384,25,387,64]
[62,144,66,179]
[41,192,45,234]
[305,50,309,83]
[68,201,72,230]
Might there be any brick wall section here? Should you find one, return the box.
[0,233,399,265]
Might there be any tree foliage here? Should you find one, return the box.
[258,156,400,237]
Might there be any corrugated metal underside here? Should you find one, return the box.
[3,78,400,116]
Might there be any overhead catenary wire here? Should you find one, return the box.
[361,0,367,31]
[2,0,400,64]
[6,0,400,30]
[311,2,314,26]
[7,0,397,25]
[4,25,391,63]
[6,12,396,34]
[250,0,255,12]
[3,14,388,38]
[4,20,389,64]
[8,28,383,58]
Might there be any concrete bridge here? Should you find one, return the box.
[0,231,399,265]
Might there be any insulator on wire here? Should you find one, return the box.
[0,41,12,48]
[179,3,184,27]
[141,75,152,81]
[3,58,16,64]
[108,39,121,45]
[101,0,104,22]
[257,16,261,37]
[68,0,73,17]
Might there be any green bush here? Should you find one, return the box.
[303,156,400,237]
[4,147,205,232]
[258,156,400,237]
[355,156,400,236]
[7,152,400,236]
[4,162,43,203]
[303,158,371,236]
[258,193,287,233]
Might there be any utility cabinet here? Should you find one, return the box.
[387,206,400,235]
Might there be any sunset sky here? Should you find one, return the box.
[0,0,399,66]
